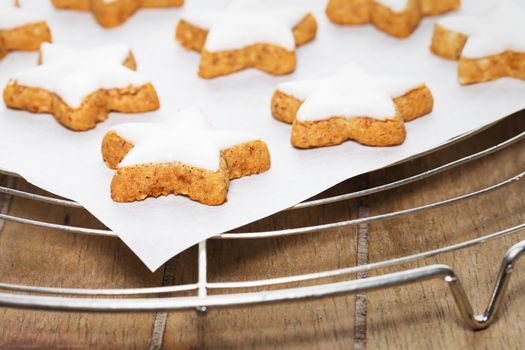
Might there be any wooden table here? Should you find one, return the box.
[0,111,523,349]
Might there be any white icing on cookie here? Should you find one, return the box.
[180,0,310,52]
[9,44,150,108]
[277,63,423,122]
[112,108,258,171]
[375,0,409,13]
[0,1,44,30]
[438,1,525,58]
[40,43,131,65]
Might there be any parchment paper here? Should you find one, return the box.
[1,0,523,271]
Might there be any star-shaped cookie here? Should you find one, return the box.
[271,63,434,149]
[0,0,52,59]
[3,43,159,131]
[102,108,271,205]
[431,0,525,84]
[51,0,184,28]
[326,0,459,38]
[176,0,317,78]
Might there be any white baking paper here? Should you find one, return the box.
[0,0,523,271]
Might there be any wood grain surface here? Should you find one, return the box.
[0,110,523,349]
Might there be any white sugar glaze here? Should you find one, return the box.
[112,108,259,171]
[375,0,409,13]
[277,63,423,122]
[180,0,309,51]
[438,1,525,58]
[10,44,149,108]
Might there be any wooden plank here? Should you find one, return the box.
[366,111,525,349]
[163,181,361,349]
[0,180,164,349]
[354,187,370,350]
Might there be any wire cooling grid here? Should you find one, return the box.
[0,115,523,331]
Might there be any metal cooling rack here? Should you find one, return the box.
[0,118,524,331]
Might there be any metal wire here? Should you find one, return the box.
[0,169,520,239]
[0,223,521,297]
[292,130,525,210]
[0,237,524,330]
[221,171,523,238]
[0,186,82,208]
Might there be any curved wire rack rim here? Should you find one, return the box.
[0,186,83,208]
[292,130,525,210]
[0,265,454,312]
[0,222,523,297]
[221,171,523,238]
[0,265,457,313]
[1,237,524,331]
[0,170,522,240]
